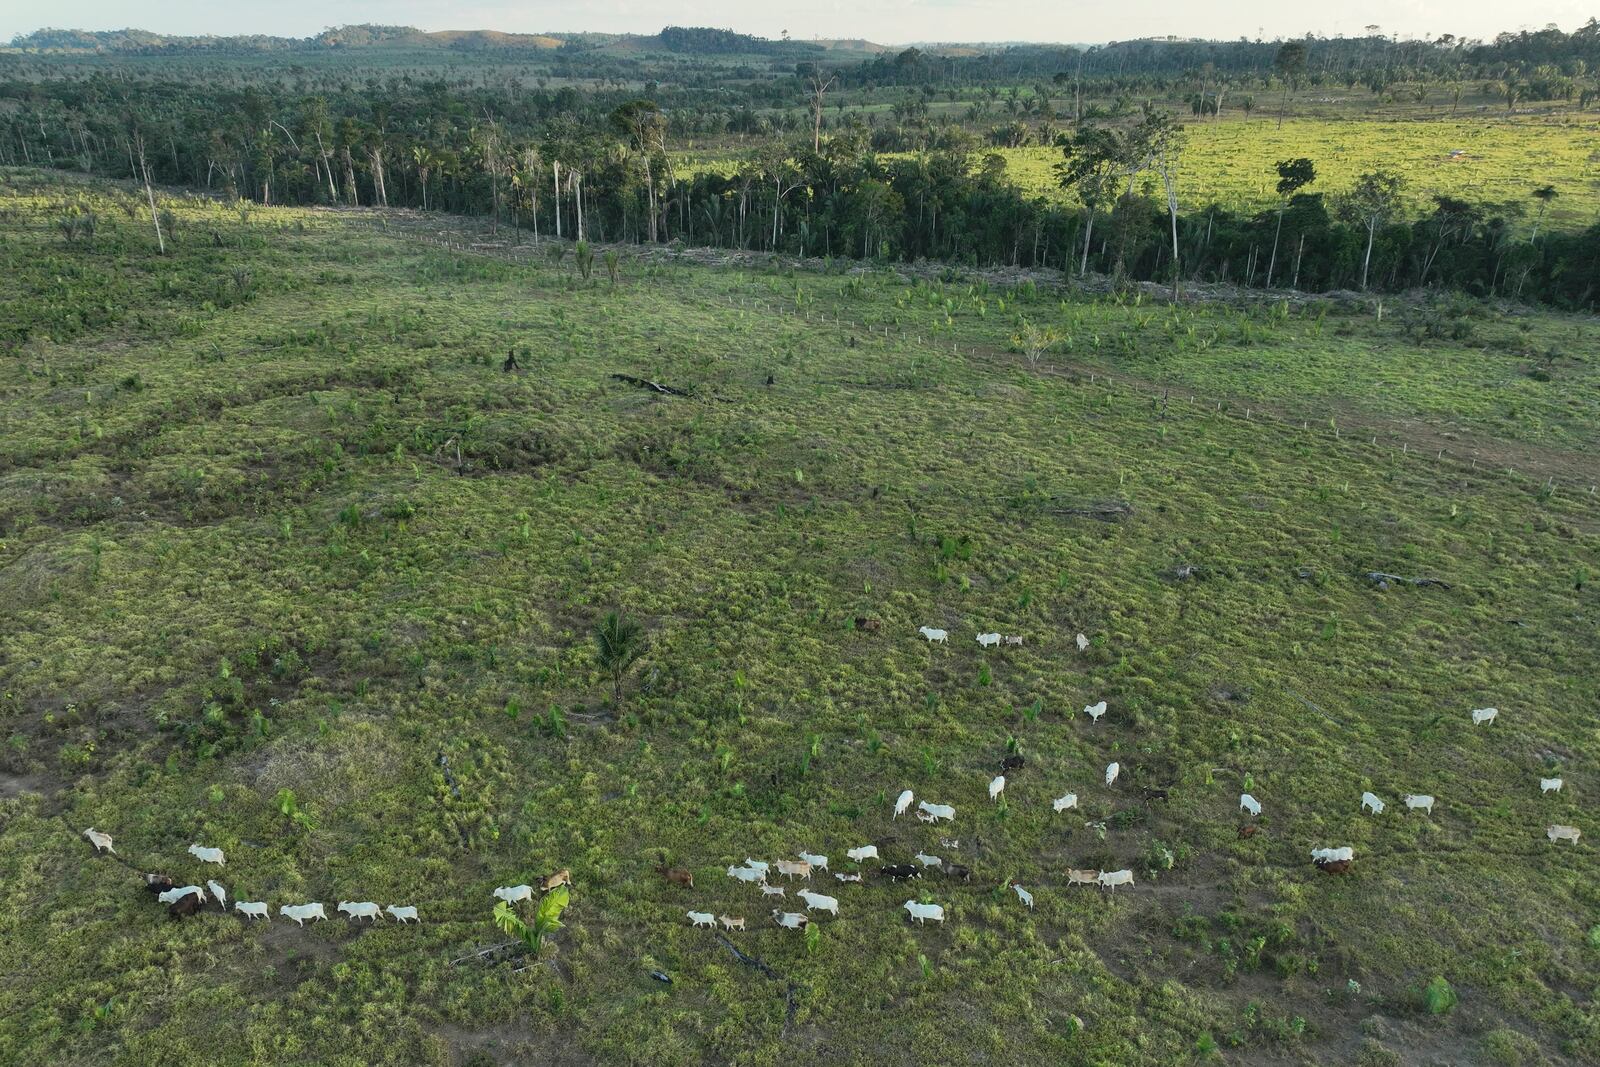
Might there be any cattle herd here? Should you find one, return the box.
[78,627,1582,945]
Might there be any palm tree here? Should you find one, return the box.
[411,144,437,211]
[594,611,646,708]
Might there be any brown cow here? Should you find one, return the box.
[1314,858,1352,875]
[539,868,572,893]
[169,893,205,920]
[654,865,694,888]
[144,874,176,895]
[1237,824,1260,839]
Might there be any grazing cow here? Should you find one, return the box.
[914,853,942,868]
[188,844,225,866]
[772,910,809,930]
[761,885,787,898]
[1239,793,1262,817]
[1076,633,1090,653]
[1011,883,1034,908]
[1403,794,1435,815]
[169,893,205,920]
[916,810,937,823]
[687,911,716,929]
[917,802,956,823]
[1237,824,1260,839]
[1097,869,1135,892]
[799,852,829,872]
[385,905,419,923]
[1066,868,1099,887]
[854,617,882,633]
[774,859,813,881]
[1311,847,1354,863]
[280,903,328,926]
[235,901,270,921]
[918,626,948,644]
[902,900,945,925]
[1053,793,1079,812]
[941,862,972,882]
[206,880,228,910]
[976,632,1002,649]
[718,915,745,931]
[797,890,839,916]
[1141,787,1170,803]
[1540,778,1563,794]
[1003,635,1024,647]
[742,859,770,874]
[494,884,534,904]
[880,864,922,882]
[338,901,381,922]
[989,775,1006,802]
[1547,825,1581,845]
[1361,792,1385,815]
[893,789,915,819]
[1471,707,1498,725]
[654,866,695,888]
[1105,762,1120,786]
[82,828,116,854]
[939,837,960,850]
[143,873,175,895]
[835,872,863,883]
[728,865,767,884]
[1001,754,1025,773]
[538,868,572,893]
[158,885,205,905]
[1314,858,1353,874]
[1084,701,1107,724]
[846,845,881,862]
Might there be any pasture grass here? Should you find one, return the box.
[0,168,1597,1066]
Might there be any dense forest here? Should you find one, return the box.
[3,22,1598,306]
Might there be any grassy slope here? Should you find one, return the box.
[1,171,1597,1066]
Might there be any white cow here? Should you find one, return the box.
[774,859,813,881]
[1075,633,1090,652]
[918,626,948,644]
[1360,791,1385,815]
[493,884,534,904]
[1239,793,1262,817]
[338,901,381,922]
[1097,869,1134,892]
[188,844,225,866]
[1052,792,1079,812]
[846,844,880,862]
[989,775,1006,802]
[728,865,767,884]
[1105,762,1120,786]
[893,789,914,819]
[385,905,419,923]
[1311,847,1355,863]
[1003,635,1024,647]
[760,885,786,897]
[834,872,862,883]
[799,852,829,872]
[280,903,328,926]
[917,801,956,823]
[976,632,1002,649]
[742,859,770,873]
[1403,794,1435,815]
[903,900,945,925]
[206,880,228,910]
[797,890,839,915]
[1471,707,1498,725]
[1011,883,1034,908]
[158,885,205,905]
[687,910,716,928]
[82,828,116,854]
[234,901,270,921]
[772,910,809,930]
[1084,701,1107,724]
[1547,825,1581,845]
[1540,778,1563,795]
[914,853,942,868]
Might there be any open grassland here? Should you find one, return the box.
[1,170,1598,1066]
[678,116,1600,231]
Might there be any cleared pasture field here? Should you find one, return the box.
[0,170,1597,1066]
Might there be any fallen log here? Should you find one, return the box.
[611,374,694,397]
[1365,571,1452,590]
[1045,498,1133,521]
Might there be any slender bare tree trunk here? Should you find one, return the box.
[136,134,165,254]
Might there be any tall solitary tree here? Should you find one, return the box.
[594,611,647,709]
[1275,42,1309,128]
[1265,158,1316,288]
[1055,125,1125,275]
[1342,170,1404,290]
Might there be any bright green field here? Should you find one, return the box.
[1,170,1598,1066]
[679,117,1600,231]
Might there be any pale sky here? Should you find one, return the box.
[4,1,1594,47]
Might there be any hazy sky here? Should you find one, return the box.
[6,1,1594,46]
